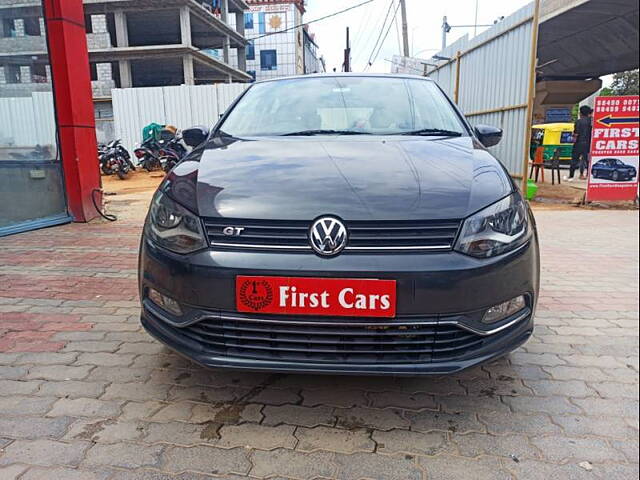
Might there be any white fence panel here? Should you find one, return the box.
[31,92,57,148]
[112,83,249,153]
[162,86,193,129]
[189,85,220,126]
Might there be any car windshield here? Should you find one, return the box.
[218,76,467,137]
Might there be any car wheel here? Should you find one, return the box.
[612,170,619,181]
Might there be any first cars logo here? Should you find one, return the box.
[309,217,348,256]
[238,279,273,311]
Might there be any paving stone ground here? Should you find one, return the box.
[0,207,638,480]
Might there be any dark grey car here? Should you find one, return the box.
[138,74,539,375]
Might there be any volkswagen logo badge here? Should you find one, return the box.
[309,216,348,256]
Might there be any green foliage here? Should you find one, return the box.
[610,70,639,95]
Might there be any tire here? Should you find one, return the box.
[612,170,619,181]
[101,165,111,176]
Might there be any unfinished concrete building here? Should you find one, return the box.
[0,0,251,99]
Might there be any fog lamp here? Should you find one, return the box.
[148,288,183,316]
[482,295,526,324]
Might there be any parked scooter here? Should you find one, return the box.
[158,132,188,173]
[99,139,135,179]
[134,137,163,172]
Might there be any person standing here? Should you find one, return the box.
[566,105,593,181]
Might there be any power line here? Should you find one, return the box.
[246,0,375,42]
[367,0,401,70]
[351,0,378,54]
[353,0,391,69]
[364,0,396,71]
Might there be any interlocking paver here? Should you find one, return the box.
[0,439,90,467]
[249,449,335,479]
[418,455,511,480]
[46,397,122,418]
[372,429,448,456]
[335,406,409,431]
[406,410,486,434]
[0,416,74,440]
[84,442,164,469]
[262,404,335,427]
[530,435,626,463]
[336,452,424,480]
[295,425,374,453]
[18,467,111,480]
[1,203,637,478]
[218,423,296,450]
[34,380,108,398]
[161,445,251,476]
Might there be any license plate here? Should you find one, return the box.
[236,276,396,318]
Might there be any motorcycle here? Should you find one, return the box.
[99,139,135,180]
[134,137,163,172]
[158,133,188,173]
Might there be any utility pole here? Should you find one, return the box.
[343,27,351,72]
[400,0,410,57]
[441,16,450,50]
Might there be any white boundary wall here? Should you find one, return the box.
[112,84,249,153]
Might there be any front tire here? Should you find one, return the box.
[612,170,619,181]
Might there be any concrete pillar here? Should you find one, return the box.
[42,0,101,223]
[0,67,6,84]
[114,10,128,47]
[180,6,191,46]
[235,11,246,72]
[119,60,132,87]
[221,0,230,64]
[235,11,245,35]
[39,17,46,37]
[183,55,194,85]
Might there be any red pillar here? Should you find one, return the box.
[43,0,101,222]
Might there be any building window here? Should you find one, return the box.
[4,65,21,84]
[89,63,98,81]
[244,13,254,30]
[2,19,15,37]
[260,49,277,71]
[258,12,266,34]
[23,17,41,36]
[246,42,255,61]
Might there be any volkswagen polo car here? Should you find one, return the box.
[139,74,539,375]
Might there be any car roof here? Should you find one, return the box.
[252,73,435,85]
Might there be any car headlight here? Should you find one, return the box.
[145,191,207,254]
[455,194,531,258]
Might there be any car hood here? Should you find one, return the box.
[169,135,513,221]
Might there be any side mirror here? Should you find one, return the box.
[182,126,210,147]
[474,125,503,148]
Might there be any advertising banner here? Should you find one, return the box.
[586,95,639,202]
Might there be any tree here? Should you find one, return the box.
[610,70,639,95]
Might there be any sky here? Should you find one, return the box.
[304,0,533,73]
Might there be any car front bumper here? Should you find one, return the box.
[139,234,539,375]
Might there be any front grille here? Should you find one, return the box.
[203,218,461,253]
[176,312,490,364]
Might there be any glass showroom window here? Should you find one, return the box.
[0,6,69,236]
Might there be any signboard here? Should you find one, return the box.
[545,107,572,123]
[587,96,639,202]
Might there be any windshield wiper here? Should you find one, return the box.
[281,129,370,136]
[397,128,463,137]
